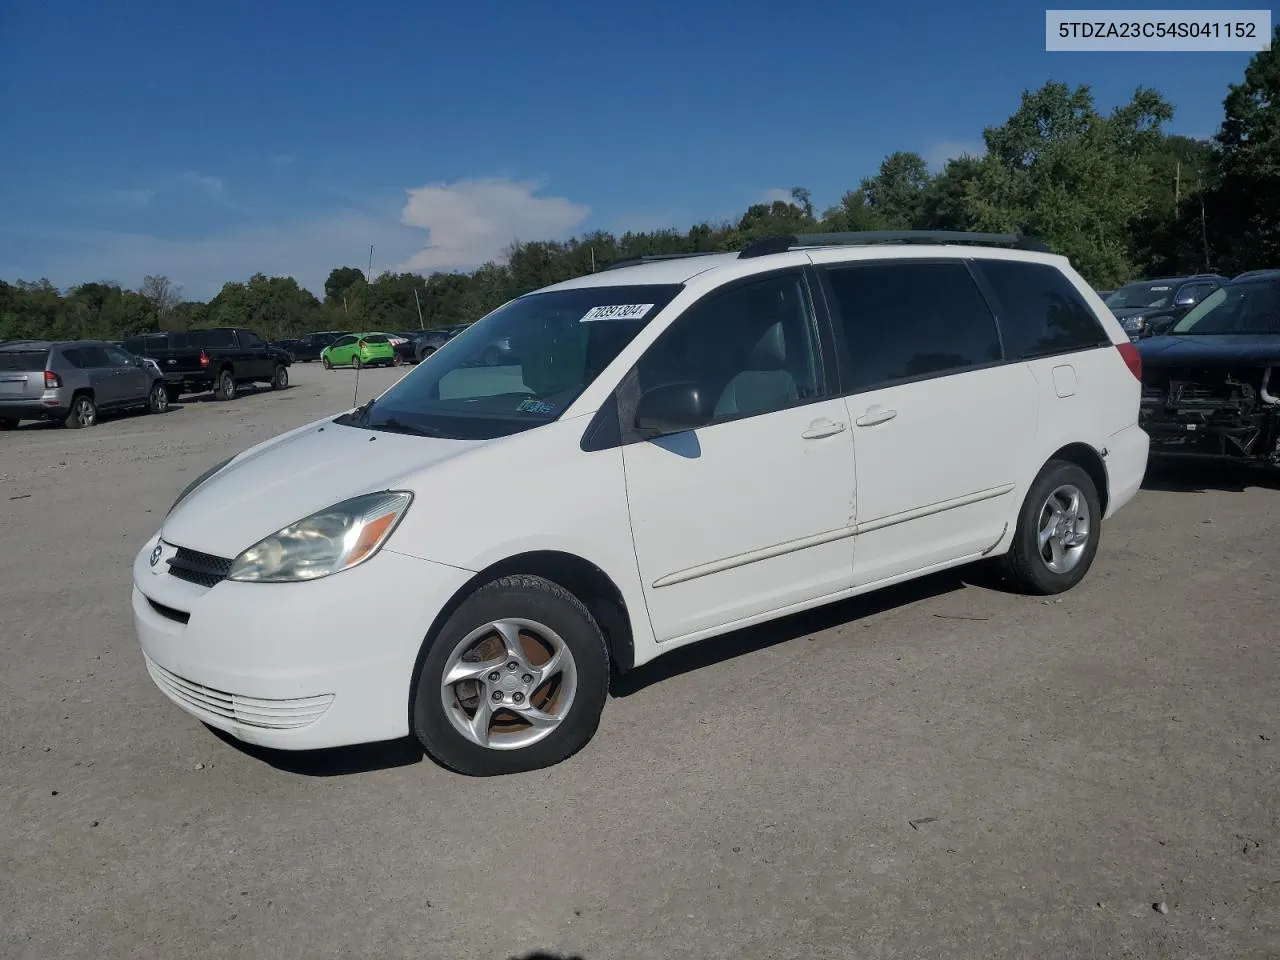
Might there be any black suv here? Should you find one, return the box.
[1103,273,1228,340]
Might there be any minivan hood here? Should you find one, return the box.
[161,419,479,559]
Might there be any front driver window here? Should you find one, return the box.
[634,272,825,423]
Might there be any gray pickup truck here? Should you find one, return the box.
[0,338,169,429]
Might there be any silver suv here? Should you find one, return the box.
[0,339,169,430]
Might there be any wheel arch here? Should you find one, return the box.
[407,550,636,729]
[1046,442,1109,516]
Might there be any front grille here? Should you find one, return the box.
[144,655,334,731]
[167,546,233,588]
[147,597,190,625]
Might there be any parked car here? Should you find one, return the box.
[391,325,470,364]
[320,333,399,369]
[287,331,346,363]
[1137,271,1280,466]
[268,338,299,362]
[0,338,169,429]
[131,230,1148,777]
[122,327,292,401]
[1103,273,1228,340]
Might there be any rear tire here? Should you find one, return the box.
[1000,459,1102,595]
[322,355,333,370]
[412,575,611,777]
[164,384,182,404]
[147,381,169,415]
[214,369,237,401]
[64,394,96,429]
[417,346,435,363]
[271,365,289,390]
[0,417,18,430]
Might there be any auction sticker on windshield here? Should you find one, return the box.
[580,304,654,322]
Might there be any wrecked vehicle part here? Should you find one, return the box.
[1137,273,1280,465]
[1140,364,1280,464]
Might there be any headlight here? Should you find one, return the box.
[168,455,235,517]
[1121,314,1145,331]
[227,491,413,583]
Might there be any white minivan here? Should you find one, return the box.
[131,231,1150,776]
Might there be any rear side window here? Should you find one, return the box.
[187,329,237,349]
[364,334,389,343]
[822,260,1002,392]
[0,349,50,371]
[976,259,1111,361]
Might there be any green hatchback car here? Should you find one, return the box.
[320,333,399,369]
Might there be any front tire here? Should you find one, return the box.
[0,417,18,430]
[271,364,289,390]
[147,381,169,415]
[214,369,237,401]
[412,575,610,776]
[322,355,333,370]
[1000,459,1102,595]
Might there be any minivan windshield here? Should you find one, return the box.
[1105,281,1177,311]
[339,283,685,440]
[1171,278,1280,335]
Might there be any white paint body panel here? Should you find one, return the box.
[131,243,1149,751]
[624,398,856,643]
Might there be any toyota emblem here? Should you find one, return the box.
[150,543,163,567]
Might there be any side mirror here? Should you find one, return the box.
[1173,295,1196,308]
[634,382,714,437]
[1144,316,1175,337]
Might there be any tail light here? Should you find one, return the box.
[44,370,62,389]
[1116,341,1142,382]
[199,349,209,368]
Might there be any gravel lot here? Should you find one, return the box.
[2,363,1277,960]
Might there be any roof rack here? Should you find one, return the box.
[738,230,1050,259]
[597,252,724,272]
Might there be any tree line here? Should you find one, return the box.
[2,30,1277,345]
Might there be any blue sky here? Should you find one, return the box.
[0,0,1261,300]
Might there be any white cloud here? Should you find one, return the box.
[396,177,589,271]
[924,140,985,173]
[760,187,797,206]
[179,170,226,195]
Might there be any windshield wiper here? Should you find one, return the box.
[370,416,448,438]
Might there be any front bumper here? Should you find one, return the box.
[132,532,472,750]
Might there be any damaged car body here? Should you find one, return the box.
[1138,273,1280,465]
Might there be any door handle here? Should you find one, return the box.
[801,418,848,440]
[855,405,898,427]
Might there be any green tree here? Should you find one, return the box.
[964,82,1174,286]
[1207,25,1280,272]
